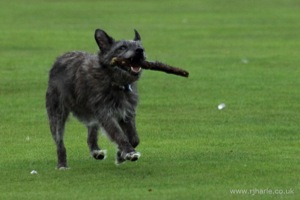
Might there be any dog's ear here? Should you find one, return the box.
[94,29,115,52]
[134,29,141,41]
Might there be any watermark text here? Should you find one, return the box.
[230,188,294,196]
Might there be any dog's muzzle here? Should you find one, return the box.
[111,48,146,75]
[129,48,145,73]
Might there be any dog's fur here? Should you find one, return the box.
[46,29,146,168]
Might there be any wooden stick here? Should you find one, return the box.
[110,57,189,78]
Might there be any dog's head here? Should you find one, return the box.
[95,29,146,84]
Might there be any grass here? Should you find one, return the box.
[0,0,299,199]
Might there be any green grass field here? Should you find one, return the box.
[0,0,299,199]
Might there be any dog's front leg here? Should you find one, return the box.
[120,118,140,148]
[101,118,140,164]
[116,119,140,165]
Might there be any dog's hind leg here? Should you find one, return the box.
[46,88,69,169]
[87,125,106,160]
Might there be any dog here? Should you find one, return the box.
[46,29,146,169]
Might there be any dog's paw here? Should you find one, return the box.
[115,151,141,165]
[115,156,126,165]
[115,150,126,165]
[91,149,107,160]
[123,151,141,161]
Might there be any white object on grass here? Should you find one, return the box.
[30,170,38,175]
[218,103,226,110]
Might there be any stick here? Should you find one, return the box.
[110,58,189,78]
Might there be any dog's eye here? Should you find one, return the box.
[118,45,127,51]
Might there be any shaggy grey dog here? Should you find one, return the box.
[46,29,145,169]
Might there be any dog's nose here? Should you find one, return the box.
[135,48,144,54]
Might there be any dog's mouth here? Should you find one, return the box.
[111,56,144,75]
[129,57,142,74]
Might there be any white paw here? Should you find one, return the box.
[91,149,107,160]
[122,151,141,161]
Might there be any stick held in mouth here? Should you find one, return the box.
[110,57,189,78]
